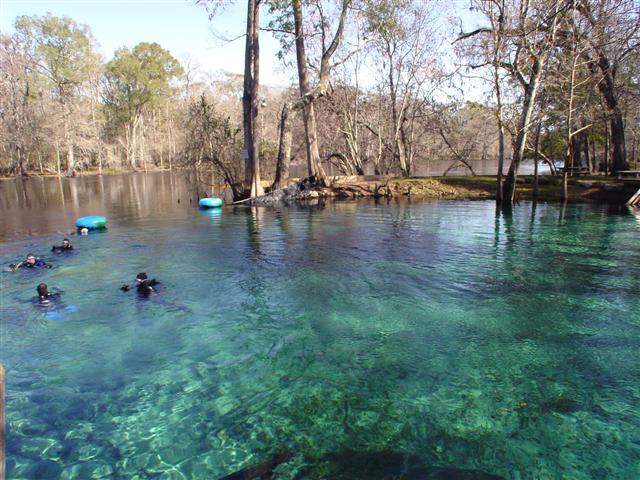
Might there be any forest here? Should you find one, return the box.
[0,0,638,202]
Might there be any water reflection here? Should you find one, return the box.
[1,198,640,479]
[0,172,230,241]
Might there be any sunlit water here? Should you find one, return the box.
[1,173,639,479]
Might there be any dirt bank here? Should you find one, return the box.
[317,175,637,204]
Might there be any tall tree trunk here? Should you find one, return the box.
[609,110,627,172]
[243,0,263,198]
[591,55,628,172]
[273,102,294,190]
[495,75,506,203]
[584,133,592,173]
[56,142,62,177]
[503,74,542,202]
[242,0,254,185]
[492,0,506,204]
[140,114,147,172]
[533,120,542,198]
[64,114,75,177]
[386,44,409,177]
[66,139,75,177]
[292,0,325,182]
[17,146,26,177]
[604,126,610,175]
[398,118,410,176]
[167,101,173,171]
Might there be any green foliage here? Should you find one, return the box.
[184,94,244,196]
[363,0,411,41]
[14,13,99,97]
[266,0,296,60]
[104,42,184,125]
[540,129,565,160]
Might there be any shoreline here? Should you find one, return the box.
[2,169,636,205]
[296,175,637,205]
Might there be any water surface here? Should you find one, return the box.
[1,173,639,479]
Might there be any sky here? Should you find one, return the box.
[0,0,485,94]
[0,0,293,86]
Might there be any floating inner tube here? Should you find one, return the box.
[198,197,223,208]
[76,215,108,230]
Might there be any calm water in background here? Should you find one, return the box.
[1,172,639,479]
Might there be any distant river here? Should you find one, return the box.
[0,172,638,479]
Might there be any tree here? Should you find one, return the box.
[269,0,351,183]
[0,32,40,176]
[14,14,100,176]
[365,0,439,177]
[184,93,245,200]
[460,0,568,203]
[104,42,184,170]
[574,0,639,172]
[243,0,264,197]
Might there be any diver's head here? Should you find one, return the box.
[37,283,48,298]
[136,272,148,285]
[26,254,36,265]
[62,238,70,248]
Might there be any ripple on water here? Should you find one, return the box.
[1,200,639,479]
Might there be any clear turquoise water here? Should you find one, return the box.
[1,199,639,479]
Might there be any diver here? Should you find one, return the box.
[52,238,73,253]
[33,283,62,307]
[121,272,159,296]
[10,254,52,271]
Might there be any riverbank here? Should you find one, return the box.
[318,175,637,204]
[4,169,636,205]
[0,166,168,179]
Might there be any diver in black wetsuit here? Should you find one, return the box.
[34,283,62,306]
[52,238,73,253]
[121,272,159,296]
[10,254,52,271]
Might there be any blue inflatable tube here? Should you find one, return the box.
[76,215,108,230]
[198,197,223,208]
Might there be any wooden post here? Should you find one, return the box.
[1,364,5,480]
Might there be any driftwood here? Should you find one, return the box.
[218,450,293,480]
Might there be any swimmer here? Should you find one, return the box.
[10,254,52,271]
[121,272,159,296]
[80,227,89,235]
[34,283,62,306]
[52,238,73,253]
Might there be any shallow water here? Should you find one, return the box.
[1,174,639,479]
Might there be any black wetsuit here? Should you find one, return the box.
[32,291,63,307]
[121,279,159,296]
[52,244,73,254]
[13,259,51,270]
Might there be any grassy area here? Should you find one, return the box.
[395,175,633,204]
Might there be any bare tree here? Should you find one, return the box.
[243,0,264,197]
[460,0,568,203]
[575,0,639,172]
